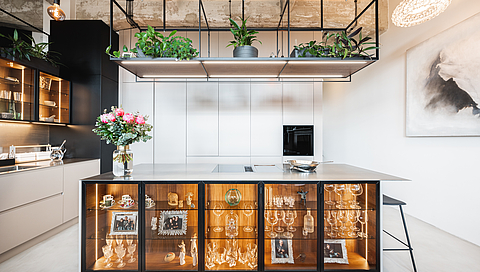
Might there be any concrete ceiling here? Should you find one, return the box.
[0,0,44,32]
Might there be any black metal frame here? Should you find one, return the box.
[81,180,381,272]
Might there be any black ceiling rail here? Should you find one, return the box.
[0,8,49,36]
[345,0,376,32]
[199,0,211,57]
[112,0,141,32]
[163,0,166,31]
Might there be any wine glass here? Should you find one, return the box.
[264,210,272,231]
[115,245,126,268]
[337,210,348,237]
[287,210,297,232]
[274,210,285,233]
[326,211,336,238]
[265,210,278,238]
[106,234,114,247]
[102,245,113,268]
[115,235,123,249]
[324,184,336,206]
[357,210,368,238]
[243,203,254,232]
[349,184,363,209]
[347,210,360,237]
[212,203,224,232]
[282,210,295,238]
[334,184,347,209]
[127,243,137,263]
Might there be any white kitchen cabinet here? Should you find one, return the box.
[187,83,219,156]
[251,83,283,157]
[155,83,187,163]
[121,82,155,164]
[283,82,314,125]
[186,156,251,164]
[63,160,100,222]
[219,83,251,156]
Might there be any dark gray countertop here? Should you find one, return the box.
[83,163,408,182]
[0,158,99,175]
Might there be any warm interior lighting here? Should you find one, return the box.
[288,61,368,65]
[31,122,66,126]
[392,0,451,27]
[47,0,66,21]
[123,60,201,64]
[142,75,207,78]
[280,75,345,78]
[21,68,24,119]
[95,184,98,260]
[209,75,278,78]
[203,61,287,65]
[0,119,30,124]
[58,79,61,123]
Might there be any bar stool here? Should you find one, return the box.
[383,195,417,272]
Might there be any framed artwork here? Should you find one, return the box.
[271,238,294,264]
[323,239,348,264]
[110,211,138,235]
[406,12,480,136]
[158,210,188,235]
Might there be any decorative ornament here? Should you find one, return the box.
[225,188,241,206]
[168,192,178,207]
[179,240,186,265]
[392,0,451,27]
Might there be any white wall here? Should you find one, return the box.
[323,0,480,246]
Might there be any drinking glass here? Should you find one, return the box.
[115,245,126,268]
[206,242,218,268]
[349,184,363,209]
[216,247,226,264]
[115,235,123,248]
[247,243,258,269]
[106,234,114,247]
[127,244,137,263]
[243,203,254,232]
[274,210,285,233]
[212,204,224,232]
[264,210,272,231]
[337,210,348,237]
[334,184,347,209]
[287,210,297,232]
[283,210,295,238]
[126,235,133,246]
[226,239,238,267]
[326,211,336,238]
[347,210,360,237]
[358,210,368,238]
[324,184,336,206]
[102,245,113,268]
[273,195,283,208]
[265,210,278,238]
[238,247,248,264]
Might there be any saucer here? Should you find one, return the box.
[118,200,135,208]
[99,201,115,209]
[146,202,156,209]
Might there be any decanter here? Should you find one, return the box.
[225,211,239,238]
[304,208,314,233]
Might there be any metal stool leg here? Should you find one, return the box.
[399,205,417,272]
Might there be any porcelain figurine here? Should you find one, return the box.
[168,192,178,207]
[179,240,186,265]
[191,233,198,267]
[151,217,158,230]
[186,192,194,206]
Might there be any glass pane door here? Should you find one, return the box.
[39,72,70,123]
[144,183,199,271]
[323,183,377,271]
[205,183,258,271]
[0,58,34,120]
[264,183,317,271]
[84,183,139,271]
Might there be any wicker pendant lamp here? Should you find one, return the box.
[392,0,451,27]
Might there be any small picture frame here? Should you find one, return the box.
[110,211,138,235]
[158,210,188,236]
[271,238,294,264]
[324,239,349,264]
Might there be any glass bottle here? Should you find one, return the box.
[304,208,314,233]
[113,145,134,177]
[225,211,239,238]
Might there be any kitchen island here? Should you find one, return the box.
[81,163,406,272]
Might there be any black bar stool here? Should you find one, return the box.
[383,195,417,272]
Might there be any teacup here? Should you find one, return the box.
[102,195,115,207]
[121,198,134,208]
[122,195,132,202]
[145,197,155,208]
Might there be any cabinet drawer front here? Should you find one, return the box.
[0,194,63,254]
[0,167,63,212]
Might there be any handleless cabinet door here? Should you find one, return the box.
[187,83,219,156]
[219,82,250,156]
[283,82,314,125]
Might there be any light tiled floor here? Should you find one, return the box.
[1,207,479,271]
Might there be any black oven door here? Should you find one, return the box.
[283,125,313,156]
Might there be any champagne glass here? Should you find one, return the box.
[287,210,297,232]
[102,245,113,267]
[212,203,224,232]
[358,210,368,238]
[106,234,114,247]
[334,184,347,209]
[326,211,336,238]
[282,210,295,238]
[115,245,126,268]
[115,235,123,248]
[337,210,348,237]
[127,243,137,263]
[243,203,254,232]
[349,184,363,209]
[126,235,133,246]
[324,184,336,206]
[264,210,272,231]
[265,210,278,238]
[274,210,285,233]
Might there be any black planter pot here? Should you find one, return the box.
[290,48,315,58]
[233,45,258,57]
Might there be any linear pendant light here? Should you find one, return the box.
[47,0,66,21]
[392,0,451,27]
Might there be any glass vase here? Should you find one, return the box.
[113,145,133,177]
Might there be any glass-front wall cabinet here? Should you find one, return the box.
[39,72,70,123]
[85,183,139,271]
[323,183,378,271]
[145,183,198,271]
[0,58,34,120]
[205,184,258,271]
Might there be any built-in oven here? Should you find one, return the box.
[283,125,313,156]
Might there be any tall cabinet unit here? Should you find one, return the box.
[81,181,379,272]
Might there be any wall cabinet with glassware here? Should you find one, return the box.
[0,56,70,124]
[81,180,379,272]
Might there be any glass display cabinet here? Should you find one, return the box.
[0,58,34,120]
[38,72,70,123]
[81,181,379,272]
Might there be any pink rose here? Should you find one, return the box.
[135,115,145,125]
[106,113,116,122]
[123,113,134,123]
[100,114,109,123]
[115,108,125,116]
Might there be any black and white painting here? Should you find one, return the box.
[271,238,294,264]
[157,210,188,236]
[406,13,480,136]
[323,239,348,264]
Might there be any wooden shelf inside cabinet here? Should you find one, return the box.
[87,227,139,241]
[265,227,318,240]
[146,227,198,240]
[39,103,58,108]
[0,98,33,104]
[144,251,197,271]
[206,228,258,240]
[265,251,317,271]
[86,203,139,211]
[90,255,139,271]
[206,201,258,210]
[324,252,374,271]
[323,235,375,240]
[324,207,375,211]
[205,260,256,271]
[144,201,199,211]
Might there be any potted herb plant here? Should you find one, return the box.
[227,17,262,58]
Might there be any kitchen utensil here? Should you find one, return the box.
[50,140,66,161]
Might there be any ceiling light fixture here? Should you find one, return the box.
[209,75,278,78]
[142,75,207,78]
[392,0,451,27]
[47,0,66,21]
[288,61,368,65]
[203,61,287,65]
[124,61,201,64]
[280,75,345,78]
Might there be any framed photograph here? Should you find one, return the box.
[271,238,294,264]
[324,239,349,264]
[110,211,138,235]
[158,210,188,235]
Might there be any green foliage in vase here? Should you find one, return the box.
[293,27,378,59]
[0,29,60,66]
[226,17,262,48]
